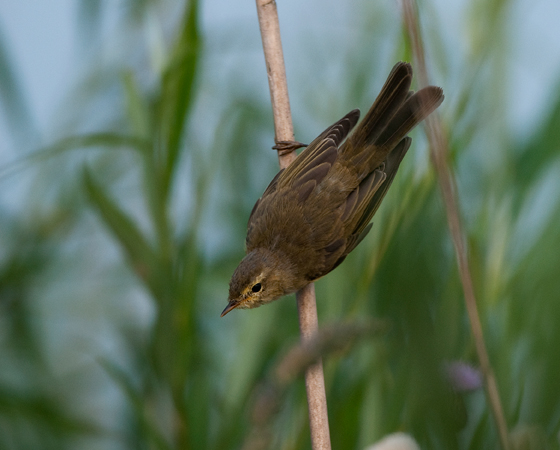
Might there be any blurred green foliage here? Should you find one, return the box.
[0,0,559,449]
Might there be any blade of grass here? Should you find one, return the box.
[0,27,39,148]
[157,0,201,199]
[0,386,99,438]
[401,1,510,448]
[0,133,149,179]
[83,167,160,297]
[513,80,560,198]
[123,71,152,140]
[99,359,173,450]
[243,320,388,450]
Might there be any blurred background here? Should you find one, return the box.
[1,0,559,449]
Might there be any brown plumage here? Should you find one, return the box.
[222,62,444,316]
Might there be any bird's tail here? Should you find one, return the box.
[342,62,444,171]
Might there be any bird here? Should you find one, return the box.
[222,62,444,317]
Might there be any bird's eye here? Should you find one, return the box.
[251,283,262,293]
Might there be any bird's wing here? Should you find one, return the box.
[345,137,411,242]
[278,109,360,189]
[305,137,412,281]
[247,109,360,234]
[304,64,443,280]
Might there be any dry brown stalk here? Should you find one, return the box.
[243,321,388,450]
[401,1,510,449]
[254,0,332,449]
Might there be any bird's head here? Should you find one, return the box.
[222,248,297,316]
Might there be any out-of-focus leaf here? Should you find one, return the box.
[123,71,152,140]
[123,0,154,23]
[0,133,149,179]
[513,79,560,197]
[0,386,98,440]
[156,0,201,197]
[0,238,48,358]
[0,27,38,148]
[83,167,159,296]
[76,0,102,48]
[100,359,173,450]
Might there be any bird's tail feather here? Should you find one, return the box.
[343,62,444,172]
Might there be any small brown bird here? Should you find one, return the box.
[222,62,443,316]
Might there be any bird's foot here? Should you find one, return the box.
[272,140,308,156]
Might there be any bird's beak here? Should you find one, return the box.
[221,300,240,317]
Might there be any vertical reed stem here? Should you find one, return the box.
[401,2,510,448]
[255,1,331,448]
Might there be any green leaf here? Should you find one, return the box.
[0,133,149,179]
[513,78,560,196]
[123,71,152,140]
[0,29,39,148]
[76,0,102,48]
[156,0,201,197]
[99,359,173,450]
[0,385,98,439]
[83,167,159,295]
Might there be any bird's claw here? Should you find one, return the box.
[272,140,308,156]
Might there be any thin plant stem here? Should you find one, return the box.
[254,1,332,449]
[401,1,510,449]
[243,320,388,450]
